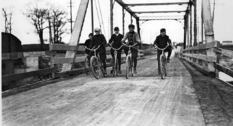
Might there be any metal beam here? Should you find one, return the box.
[62,0,90,71]
[135,11,186,14]
[91,0,94,33]
[110,0,113,35]
[115,0,138,18]
[126,2,189,6]
[194,0,197,46]
[190,4,193,47]
[140,18,184,21]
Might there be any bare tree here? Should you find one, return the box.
[2,8,13,33]
[48,7,68,43]
[24,6,49,50]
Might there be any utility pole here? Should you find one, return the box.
[68,0,73,33]
[110,0,113,35]
[213,0,216,25]
[91,0,94,33]
[122,8,125,35]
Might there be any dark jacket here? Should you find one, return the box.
[108,34,123,48]
[84,39,92,54]
[154,35,171,48]
[91,34,107,53]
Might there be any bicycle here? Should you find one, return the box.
[122,43,138,79]
[86,45,106,79]
[108,44,123,77]
[84,46,93,75]
[154,43,170,79]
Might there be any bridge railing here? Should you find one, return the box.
[2,43,144,88]
[181,41,233,78]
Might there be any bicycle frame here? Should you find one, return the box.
[122,43,138,79]
[85,45,104,79]
[108,44,123,76]
[154,44,170,79]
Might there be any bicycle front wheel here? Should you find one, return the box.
[90,56,101,79]
[113,57,119,77]
[125,56,131,79]
[84,56,90,75]
[163,56,167,76]
[159,55,165,79]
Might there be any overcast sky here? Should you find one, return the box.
[1,0,233,45]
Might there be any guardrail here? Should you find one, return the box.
[181,41,233,78]
[2,44,144,87]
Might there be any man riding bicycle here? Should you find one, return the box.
[121,24,141,74]
[109,27,124,74]
[90,28,107,75]
[154,28,173,74]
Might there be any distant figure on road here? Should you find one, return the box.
[109,27,124,74]
[154,28,173,74]
[90,28,107,75]
[121,24,141,74]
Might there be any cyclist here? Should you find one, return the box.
[90,28,107,75]
[121,24,141,74]
[84,33,94,61]
[109,27,124,74]
[154,28,172,74]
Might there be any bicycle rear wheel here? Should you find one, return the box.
[113,57,119,77]
[84,56,90,75]
[90,56,101,79]
[125,56,131,79]
[163,57,167,76]
[159,55,164,79]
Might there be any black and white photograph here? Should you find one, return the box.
[1,0,233,125]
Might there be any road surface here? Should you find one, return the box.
[2,56,205,126]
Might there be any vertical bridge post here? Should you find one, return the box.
[202,0,217,77]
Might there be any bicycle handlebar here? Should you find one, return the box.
[122,43,138,48]
[108,43,123,51]
[85,45,101,51]
[154,43,170,51]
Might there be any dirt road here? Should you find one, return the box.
[2,56,205,126]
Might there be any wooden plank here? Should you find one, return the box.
[214,63,233,78]
[23,51,46,57]
[182,58,215,77]
[62,0,90,72]
[2,67,57,84]
[183,41,219,52]
[2,53,10,60]
[53,58,74,64]
[49,44,77,51]
[2,52,23,60]
[214,48,233,59]
[11,52,23,59]
[183,53,216,62]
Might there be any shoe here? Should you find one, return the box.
[110,70,113,74]
[134,69,137,74]
[167,58,170,63]
[118,70,122,74]
[104,69,107,75]
[158,71,161,75]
